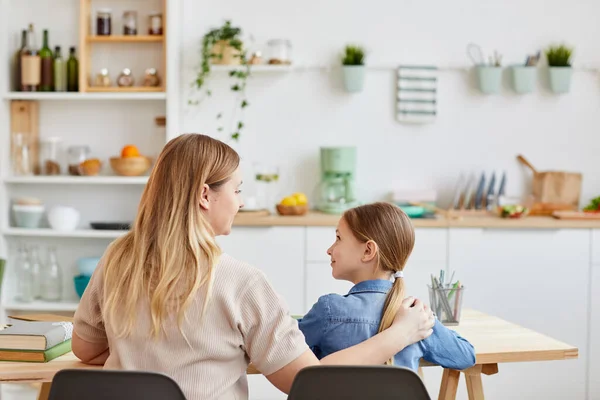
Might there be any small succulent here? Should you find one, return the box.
[545,44,573,67]
[342,45,366,66]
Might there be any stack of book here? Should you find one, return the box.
[0,321,73,362]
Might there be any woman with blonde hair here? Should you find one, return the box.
[73,133,435,400]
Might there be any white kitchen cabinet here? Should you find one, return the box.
[593,229,600,265]
[589,258,600,398]
[216,227,305,315]
[449,228,590,400]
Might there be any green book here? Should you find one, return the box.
[0,339,72,363]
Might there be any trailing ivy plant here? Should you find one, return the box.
[190,20,250,142]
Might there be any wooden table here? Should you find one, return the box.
[0,310,578,400]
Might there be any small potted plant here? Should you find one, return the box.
[341,45,366,93]
[545,44,573,94]
[204,20,244,66]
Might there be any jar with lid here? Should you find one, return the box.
[40,137,62,175]
[96,9,112,36]
[67,145,91,176]
[267,39,292,65]
[143,68,160,87]
[117,68,134,87]
[94,68,111,87]
[148,13,163,35]
[123,10,137,35]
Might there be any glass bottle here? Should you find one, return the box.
[41,247,62,301]
[29,245,42,299]
[67,47,79,92]
[13,30,27,91]
[20,24,40,92]
[16,245,33,303]
[40,29,53,91]
[11,132,33,176]
[53,46,67,92]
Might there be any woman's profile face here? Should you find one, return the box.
[204,168,244,236]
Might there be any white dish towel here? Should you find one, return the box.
[396,65,438,124]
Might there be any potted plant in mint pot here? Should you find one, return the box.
[342,45,366,93]
[546,44,574,94]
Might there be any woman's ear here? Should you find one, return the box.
[199,184,211,210]
[362,240,378,263]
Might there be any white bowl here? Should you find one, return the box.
[12,204,45,229]
[47,206,80,231]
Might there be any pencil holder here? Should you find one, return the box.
[511,66,536,94]
[428,284,465,326]
[475,66,502,94]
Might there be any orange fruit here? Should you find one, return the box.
[121,145,140,158]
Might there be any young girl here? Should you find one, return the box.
[298,202,476,370]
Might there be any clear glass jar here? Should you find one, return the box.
[143,68,160,87]
[41,246,62,301]
[117,68,134,87]
[148,13,163,35]
[16,245,33,303]
[96,9,112,36]
[40,137,62,175]
[267,39,292,65]
[11,132,33,176]
[94,68,111,87]
[67,145,91,176]
[29,245,42,299]
[123,11,137,35]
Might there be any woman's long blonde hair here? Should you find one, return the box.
[102,133,240,338]
[343,202,415,365]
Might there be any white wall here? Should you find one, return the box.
[180,0,600,207]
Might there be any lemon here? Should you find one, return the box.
[292,192,308,206]
[280,196,298,206]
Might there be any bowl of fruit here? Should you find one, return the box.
[110,145,152,176]
[276,192,309,216]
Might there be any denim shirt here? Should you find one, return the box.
[298,279,476,371]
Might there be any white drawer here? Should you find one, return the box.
[306,227,447,263]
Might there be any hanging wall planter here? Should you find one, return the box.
[342,66,366,93]
[476,66,502,94]
[545,44,574,94]
[341,44,366,93]
[548,67,573,94]
[510,66,536,94]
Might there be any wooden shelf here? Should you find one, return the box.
[87,35,164,43]
[85,87,164,93]
[3,228,127,239]
[211,65,293,73]
[3,92,166,100]
[4,176,149,184]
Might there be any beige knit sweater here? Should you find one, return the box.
[74,253,308,400]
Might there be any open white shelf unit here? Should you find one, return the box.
[3,300,79,312]
[4,176,149,185]
[3,92,167,101]
[3,228,126,239]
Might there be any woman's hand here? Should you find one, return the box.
[392,297,435,345]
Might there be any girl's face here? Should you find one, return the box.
[327,217,371,283]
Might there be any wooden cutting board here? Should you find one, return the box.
[552,211,600,220]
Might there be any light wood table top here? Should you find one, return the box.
[234,211,600,229]
[0,309,577,384]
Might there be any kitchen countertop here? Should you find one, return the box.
[233,211,600,229]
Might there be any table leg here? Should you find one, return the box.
[462,364,498,400]
[36,382,52,400]
[438,369,460,400]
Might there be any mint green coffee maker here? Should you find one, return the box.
[316,146,359,214]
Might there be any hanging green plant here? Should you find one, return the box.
[190,20,250,142]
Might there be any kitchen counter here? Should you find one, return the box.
[233,211,600,229]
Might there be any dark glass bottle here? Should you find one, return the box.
[13,30,26,91]
[67,46,79,92]
[40,29,54,91]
